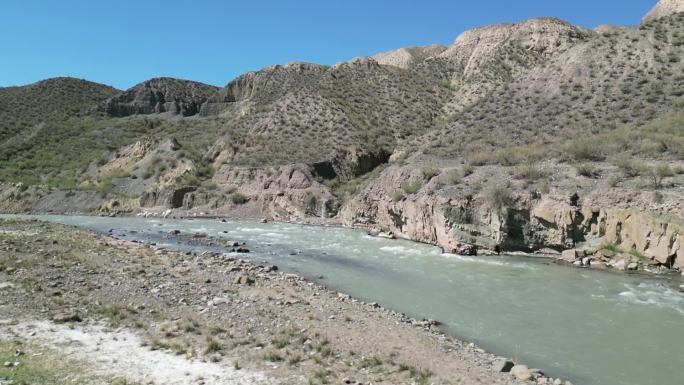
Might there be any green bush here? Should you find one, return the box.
[97,178,114,198]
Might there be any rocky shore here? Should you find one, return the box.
[0,218,578,385]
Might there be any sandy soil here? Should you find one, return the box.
[2,321,273,385]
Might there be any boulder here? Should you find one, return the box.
[52,312,82,323]
[492,359,515,373]
[627,262,639,271]
[454,243,478,256]
[561,249,582,262]
[232,275,254,285]
[612,259,627,271]
[590,261,607,269]
[511,365,533,381]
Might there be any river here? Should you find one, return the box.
[3,214,683,385]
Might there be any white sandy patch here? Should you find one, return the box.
[0,229,38,236]
[3,321,276,385]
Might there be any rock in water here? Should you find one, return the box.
[511,365,533,381]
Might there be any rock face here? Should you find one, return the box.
[101,78,219,117]
[585,208,684,269]
[140,164,337,221]
[339,165,684,269]
[643,0,684,23]
[371,44,447,69]
[438,17,592,77]
[140,186,197,209]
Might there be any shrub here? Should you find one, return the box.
[109,168,130,178]
[493,148,522,166]
[609,154,645,177]
[97,178,114,198]
[263,351,283,362]
[229,192,247,204]
[644,163,673,189]
[538,179,550,193]
[514,163,549,180]
[575,163,597,177]
[390,190,405,202]
[607,175,619,187]
[400,180,422,194]
[445,169,461,184]
[482,184,513,212]
[653,190,664,203]
[422,167,440,180]
[598,242,622,253]
[462,163,474,176]
[629,249,648,260]
[565,139,604,161]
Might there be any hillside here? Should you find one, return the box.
[0,77,119,141]
[99,77,219,117]
[1,1,684,269]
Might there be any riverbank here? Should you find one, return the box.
[131,208,684,278]
[0,218,570,385]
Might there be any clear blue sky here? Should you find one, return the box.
[0,0,657,90]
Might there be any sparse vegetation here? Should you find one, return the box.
[229,192,248,204]
[400,180,422,195]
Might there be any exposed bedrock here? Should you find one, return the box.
[339,166,684,269]
[139,164,337,220]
